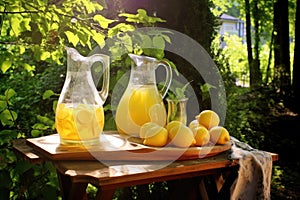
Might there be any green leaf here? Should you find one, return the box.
[109,45,126,60]
[52,100,58,113]
[0,109,17,126]
[77,30,90,46]
[32,123,50,130]
[65,31,79,47]
[92,30,105,48]
[43,90,55,100]
[200,83,216,101]
[36,115,54,126]
[5,89,16,100]
[162,58,178,75]
[162,34,171,43]
[22,63,35,72]
[31,129,42,137]
[153,35,165,50]
[118,33,133,52]
[1,60,12,73]
[19,46,26,54]
[20,18,31,31]
[0,101,6,112]
[175,88,184,98]
[141,35,152,48]
[143,48,164,59]
[40,51,51,61]
[94,15,115,29]
[10,17,21,36]
[84,1,103,13]
[119,9,165,24]
[200,83,216,93]
[108,23,135,37]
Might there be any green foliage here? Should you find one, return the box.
[119,9,166,26]
[0,89,17,126]
[211,34,248,85]
[224,86,278,148]
[167,81,191,101]
[1,0,172,199]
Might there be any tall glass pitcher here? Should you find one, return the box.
[115,54,172,137]
[55,47,110,146]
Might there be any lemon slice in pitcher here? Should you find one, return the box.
[149,104,167,127]
[75,104,93,125]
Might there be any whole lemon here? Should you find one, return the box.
[142,126,168,147]
[196,110,220,130]
[169,124,196,148]
[139,122,160,138]
[188,119,199,130]
[166,121,184,133]
[209,126,230,145]
[188,119,206,136]
[194,126,210,146]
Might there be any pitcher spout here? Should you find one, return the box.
[65,46,86,62]
[128,54,157,67]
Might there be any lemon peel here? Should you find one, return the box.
[196,110,220,129]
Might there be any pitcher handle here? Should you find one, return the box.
[157,60,172,98]
[89,54,110,103]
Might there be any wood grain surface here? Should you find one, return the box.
[26,131,232,161]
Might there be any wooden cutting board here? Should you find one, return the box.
[26,131,232,161]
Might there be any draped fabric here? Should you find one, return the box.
[229,137,273,200]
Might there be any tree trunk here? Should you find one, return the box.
[245,0,254,87]
[293,0,300,113]
[251,0,262,87]
[273,0,291,95]
[265,30,274,84]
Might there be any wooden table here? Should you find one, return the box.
[13,132,278,200]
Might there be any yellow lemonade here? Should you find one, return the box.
[115,85,167,136]
[55,103,104,145]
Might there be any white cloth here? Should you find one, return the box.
[229,137,273,200]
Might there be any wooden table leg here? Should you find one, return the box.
[217,168,238,199]
[197,168,239,200]
[198,178,209,200]
[56,170,88,200]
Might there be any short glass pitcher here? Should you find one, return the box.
[55,47,110,146]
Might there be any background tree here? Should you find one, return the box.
[250,0,263,87]
[244,0,255,87]
[293,0,300,112]
[273,0,291,95]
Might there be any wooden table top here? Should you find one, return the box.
[23,131,233,161]
[53,151,237,189]
[12,132,278,190]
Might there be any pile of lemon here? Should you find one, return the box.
[139,110,230,148]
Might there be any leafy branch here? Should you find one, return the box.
[0,89,19,130]
[0,11,39,14]
[167,81,192,102]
